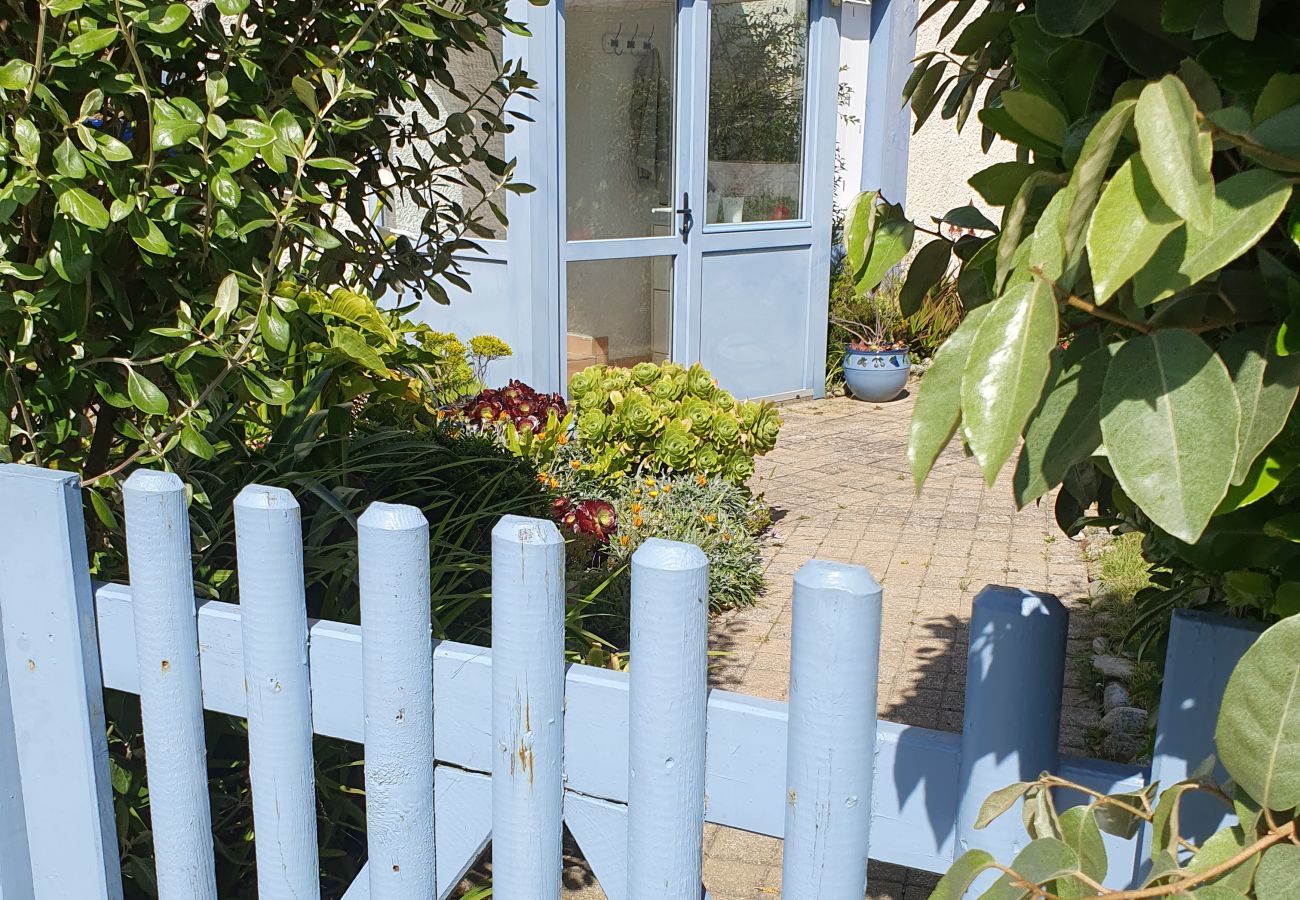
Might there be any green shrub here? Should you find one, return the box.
[567,361,781,485]
[549,445,767,615]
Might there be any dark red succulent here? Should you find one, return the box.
[550,496,617,545]
[454,380,568,434]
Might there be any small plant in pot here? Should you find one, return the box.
[830,308,911,403]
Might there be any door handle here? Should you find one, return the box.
[676,192,693,240]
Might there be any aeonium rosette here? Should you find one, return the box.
[551,497,618,545]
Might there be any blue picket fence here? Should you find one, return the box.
[0,463,1261,899]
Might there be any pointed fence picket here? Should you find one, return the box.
[0,463,1254,899]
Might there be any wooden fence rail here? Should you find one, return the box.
[0,464,1256,899]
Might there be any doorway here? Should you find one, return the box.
[558,0,834,399]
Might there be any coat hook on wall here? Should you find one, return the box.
[603,22,623,55]
[627,23,639,54]
[643,24,654,52]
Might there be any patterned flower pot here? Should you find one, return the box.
[842,345,911,402]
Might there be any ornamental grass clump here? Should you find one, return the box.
[567,361,781,485]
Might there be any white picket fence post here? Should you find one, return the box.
[490,515,566,900]
[626,539,709,900]
[122,470,218,900]
[0,465,123,900]
[358,502,436,899]
[234,485,322,900]
[782,560,881,898]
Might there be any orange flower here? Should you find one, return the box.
[662,484,671,493]
[548,476,559,489]
[633,515,644,527]
[619,534,630,547]
[557,434,569,445]
[570,460,582,469]
[630,502,643,513]
[535,472,549,484]
[696,474,707,486]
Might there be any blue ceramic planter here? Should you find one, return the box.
[842,346,911,402]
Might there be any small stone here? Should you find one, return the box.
[1091,636,1110,655]
[1092,654,1135,681]
[1101,732,1145,761]
[1103,682,1131,713]
[1101,705,1148,735]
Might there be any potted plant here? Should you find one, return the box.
[830,302,911,403]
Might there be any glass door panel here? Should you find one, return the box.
[564,0,677,241]
[566,257,674,382]
[705,0,809,224]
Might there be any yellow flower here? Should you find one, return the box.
[696,474,707,486]
[619,534,630,547]
[662,484,671,493]
[633,486,641,495]
[722,532,732,542]
[557,434,569,445]
[645,476,656,486]
[535,472,549,484]
[648,490,659,498]
[704,514,717,523]
[548,477,559,489]
[570,460,582,470]
[633,515,644,527]
[630,502,643,513]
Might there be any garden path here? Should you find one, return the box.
[559,391,1097,900]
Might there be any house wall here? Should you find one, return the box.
[835,0,1013,229]
[902,1,1014,230]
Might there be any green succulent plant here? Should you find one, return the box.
[565,362,780,485]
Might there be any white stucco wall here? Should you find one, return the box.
[836,0,1015,230]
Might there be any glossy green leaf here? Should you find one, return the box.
[145,3,192,33]
[53,138,87,180]
[1133,169,1293,305]
[1136,75,1215,231]
[1101,330,1240,542]
[969,162,1042,206]
[68,28,118,56]
[1000,90,1068,146]
[1057,806,1107,883]
[214,0,249,14]
[856,203,914,295]
[128,212,172,256]
[909,304,993,489]
[328,327,391,376]
[211,171,241,208]
[844,190,877,278]
[259,304,291,352]
[126,369,169,415]
[1219,328,1300,484]
[13,117,38,162]
[152,120,200,151]
[180,425,215,460]
[1014,346,1110,508]
[213,274,240,329]
[1063,100,1138,273]
[1216,615,1300,809]
[1222,0,1260,40]
[1256,842,1300,900]
[56,187,110,230]
[0,60,33,91]
[1254,74,1300,125]
[961,281,1059,484]
[930,849,996,900]
[899,240,951,318]
[996,172,1060,292]
[975,781,1033,829]
[1037,0,1118,36]
[1087,156,1180,303]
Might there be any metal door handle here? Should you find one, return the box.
[676,192,693,240]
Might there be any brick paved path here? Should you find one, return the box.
[559,391,1098,900]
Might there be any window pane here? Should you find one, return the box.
[565,0,677,240]
[706,0,808,225]
[566,257,673,383]
[387,31,511,241]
